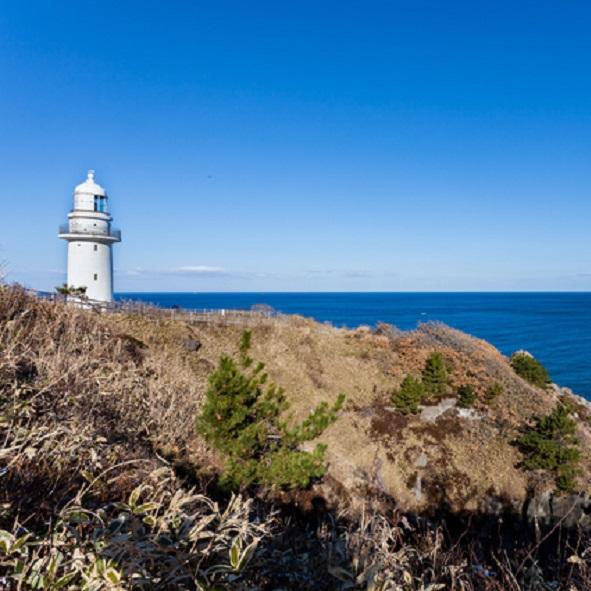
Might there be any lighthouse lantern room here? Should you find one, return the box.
[58,170,121,302]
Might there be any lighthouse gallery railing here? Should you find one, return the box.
[58,224,121,241]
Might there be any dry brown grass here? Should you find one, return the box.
[97,293,591,515]
[0,286,203,482]
[3,285,591,589]
[0,286,277,588]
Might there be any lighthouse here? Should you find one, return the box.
[58,170,121,303]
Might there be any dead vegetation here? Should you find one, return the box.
[2,285,591,589]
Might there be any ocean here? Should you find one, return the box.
[117,292,591,399]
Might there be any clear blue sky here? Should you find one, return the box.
[1,0,590,292]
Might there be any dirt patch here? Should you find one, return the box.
[423,469,475,508]
[416,414,465,443]
[368,405,409,440]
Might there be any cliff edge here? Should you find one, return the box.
[2,285,591,589]
[108,298,591,522]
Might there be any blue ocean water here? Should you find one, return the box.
[117,292,591,399]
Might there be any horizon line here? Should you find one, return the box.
[114,290,591,295]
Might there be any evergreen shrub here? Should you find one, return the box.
[457,384,476,408]
[485,382,503,404]
[197,330,345,490]
[516,403,581,492]
[511,352,551,388]
[422,352,449,395]
[391,376,424,414]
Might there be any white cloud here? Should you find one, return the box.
[173,265,226,274]
[115,265,228,277]
[119,267,145,277]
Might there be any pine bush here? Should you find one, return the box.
[391,376,424,414]
[422,352,449,395]
[197,330,345,490]
[457,384,476,408]
[484,382,503,404]
[516,403,581,492]
[55,283,88,298]
[511,352,551,388]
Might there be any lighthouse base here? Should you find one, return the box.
[66,240,114,303]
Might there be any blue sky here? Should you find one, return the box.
[1,0,590,291]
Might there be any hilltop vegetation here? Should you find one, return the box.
[511,351,552,388]
[197,329,345,489]
[517,402,581,492]
[2,284,591,589]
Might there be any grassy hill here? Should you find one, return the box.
[2,284,591,589]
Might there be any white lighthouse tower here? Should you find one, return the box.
[58,170,121,303]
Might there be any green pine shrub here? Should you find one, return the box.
[516,403,581,492]
[196,330,345,490]
[422,352,449,395]
[511,352,551,388]
[457,384,476,408]
[484,382,503,404]
[260,446,328,488]
[391,375,425,414]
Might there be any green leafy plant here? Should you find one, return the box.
[55,283,88,299]
[197,330,345,490]
[422,352,449,396]
[391,375,424,414]
[484,382,503,404]
[511,352,551,388]
[516,403,581,492]
[0,469,269,590]
[457,384,476,408]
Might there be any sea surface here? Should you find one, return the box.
[117,292,591,399]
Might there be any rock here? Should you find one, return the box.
[414,452,428,468]
[420,398,457,422]
[526,490,591,528]
[513,349,534,358]
[457,408,480,420]
[412,473,423,501]
[183,338,201,352]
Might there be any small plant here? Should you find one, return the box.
[391,375,424,414]
[197,330,345,490]
[422,352,449,395]
[516,403,581,492]
[0,469,270,589]
[457,384,476,408]
[55,283,88,299]
[511,352,551,388]
[485,381,504,404]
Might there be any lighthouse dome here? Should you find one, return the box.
[74,170,106,197]
[72,170,109,213]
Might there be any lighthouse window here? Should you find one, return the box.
[94,245,98,251]
[94,196,106,213]
[94,274,98,281]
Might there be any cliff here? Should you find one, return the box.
[108,295,591,520]
[2,284,591,589]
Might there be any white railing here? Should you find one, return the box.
[58,224,121,241]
